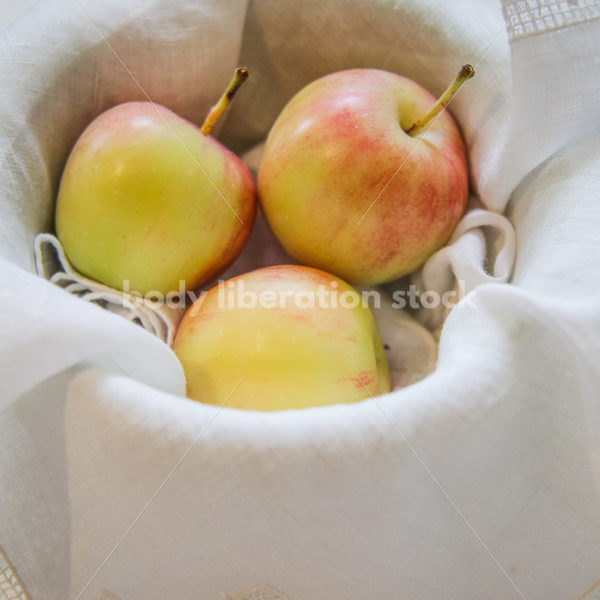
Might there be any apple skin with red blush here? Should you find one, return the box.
[172,264,390,410]
[55,68,255,297]
[258,68,469,286]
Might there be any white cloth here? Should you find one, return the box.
[411,203,516,334]
[34,234,185,346]
[1,1,599,600]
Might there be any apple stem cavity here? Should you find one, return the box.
[200,67,249,136]
[405,64,474,136]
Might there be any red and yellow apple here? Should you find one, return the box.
[56,69,255,296]
[172,265,390,410]
[258,66,473,286]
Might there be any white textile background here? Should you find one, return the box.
[0,1,599,599]
[0,0,38,30]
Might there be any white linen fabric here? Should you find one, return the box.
[0,1,599,600]
[34,234,185,346]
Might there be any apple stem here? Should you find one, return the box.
[200,67,249,136]
[404,64,474,136]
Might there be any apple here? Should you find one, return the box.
[172,265,390,410]
[55,68,256,296]
[258,65,474,286]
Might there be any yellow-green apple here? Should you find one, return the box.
[55,68,255,296]
[172,265,390,410]
[258,65,474,286]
